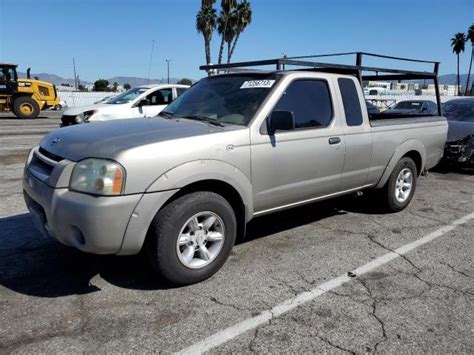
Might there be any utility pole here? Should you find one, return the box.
[165,59,170,84]
[73,57,78,91]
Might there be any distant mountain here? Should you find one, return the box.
[17,72,91,86]
[438,74,473,87]
[17,72,190,87]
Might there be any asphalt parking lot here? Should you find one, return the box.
[0,112,473,353]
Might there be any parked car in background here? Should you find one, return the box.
[442,98,474,167]
[385,100,437,115]
[60,84,189,126]
[50,100,68,111]
[365,87,388,95]
[366,100,380,115]
[94,95,116,104]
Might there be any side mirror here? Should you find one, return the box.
[136,99,150,107]
[267,110,295,134]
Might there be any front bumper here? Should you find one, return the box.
[23,171,142,254]
[444,138,474,166]
[23,146,179,255]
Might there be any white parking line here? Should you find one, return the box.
[176,212,474,355]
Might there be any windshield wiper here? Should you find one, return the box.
[158,111,174,118]
[181,115,225,127]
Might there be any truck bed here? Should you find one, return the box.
[369,115,446,127]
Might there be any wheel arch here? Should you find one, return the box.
[375,140,426,189]
[118,160,253,255]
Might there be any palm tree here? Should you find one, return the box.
[451,32,466,95]
[228,0,252,63]
[464,24,474,96]
[217,0,237,64]
[196,0,217,66]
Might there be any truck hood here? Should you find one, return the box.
[62,103,121,116]
[40,118,227,161]
[447,120,474,142]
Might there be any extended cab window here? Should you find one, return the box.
[338,78,363,126]
[274,80,333,129]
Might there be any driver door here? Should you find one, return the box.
[143,88,173,117]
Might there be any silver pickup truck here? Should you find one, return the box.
[23,54,448,285]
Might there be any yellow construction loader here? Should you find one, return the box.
[0,63,60,119]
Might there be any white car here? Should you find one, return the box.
[60,84,189,126]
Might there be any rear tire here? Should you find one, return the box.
[13,97,40,119]
[146,191,237,286]
[376,157,418,212]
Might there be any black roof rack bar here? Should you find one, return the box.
[287,52,439,65]
[200,58,437,77]
[362,74,436,81]
[199,52,440,77]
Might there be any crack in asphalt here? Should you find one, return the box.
[366,234,422,273]
[187,291,254,312]
[440,261,472,279]
[270,275,309,296]
[358,278,387,354]
[313,333,356,354]
[366,234,474,298]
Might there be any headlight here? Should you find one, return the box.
[75,110,96,123]
[70,158,125,196]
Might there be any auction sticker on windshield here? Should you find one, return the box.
[240,80,275,89]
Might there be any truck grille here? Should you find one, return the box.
[28,147,64,183]
[39,147,63,162]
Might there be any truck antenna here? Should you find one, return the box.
[146,39,155,85]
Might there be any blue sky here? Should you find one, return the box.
[1,0,472,81]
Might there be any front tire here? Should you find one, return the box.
[377,157,418,212]
[146,191,237,285]
[13,97,40,119]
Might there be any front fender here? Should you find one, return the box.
[118,160,253,255]
[375,139,426,188]
[147,159,253,220]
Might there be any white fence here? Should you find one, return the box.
[58,92,114,107]
[59,91,457,110]
[365,95,453,110]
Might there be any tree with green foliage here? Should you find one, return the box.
[465,24,474,95]
[112,81,119,92]
[123,83,131,90]
[196,0,217,66]
[217,0,237,64]
[228,0,252,63]
[94,79,109,92]
[178,78,193,86]
[451,32,466,95]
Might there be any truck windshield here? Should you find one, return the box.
[107,87,148,104]
[162,74,281,126]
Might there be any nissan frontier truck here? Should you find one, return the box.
[23,53,448,285]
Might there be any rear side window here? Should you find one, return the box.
[273,80,333,129]
[339,78,363,126]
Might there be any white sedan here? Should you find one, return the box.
[60,84,189,126]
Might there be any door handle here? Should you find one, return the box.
[328,137,341,145]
